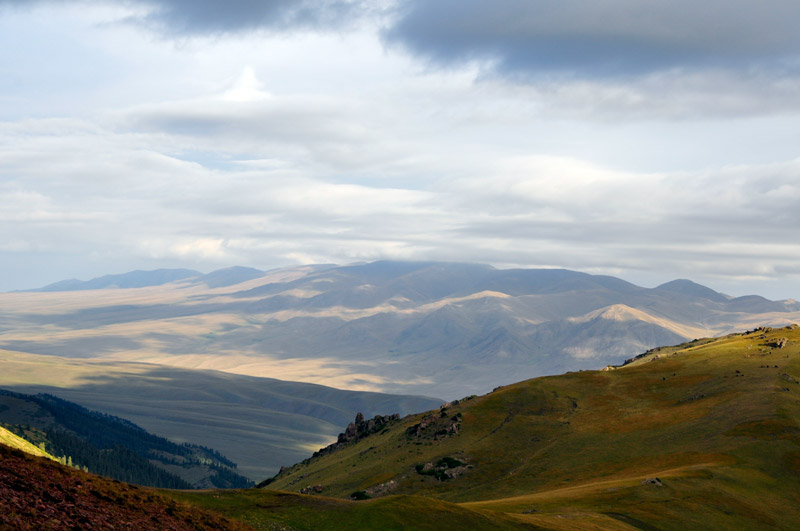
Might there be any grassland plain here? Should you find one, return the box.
[168,325,800,530]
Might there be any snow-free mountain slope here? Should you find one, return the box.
[3,261,800,397]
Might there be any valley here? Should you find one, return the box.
[3,322,799,528]
[2,260,799,481]
[0,351,440,480]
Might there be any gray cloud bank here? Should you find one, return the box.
[0,0,368,34]
[384,0,800,78]
[6,0,800,79]
[137,0,366,35]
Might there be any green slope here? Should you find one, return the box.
[243,325,800,529]
[169,489,534,531]
[0,425,55,460]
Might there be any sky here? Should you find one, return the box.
[1,0,799,299]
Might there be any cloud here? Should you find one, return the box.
[136,0,368,35]
[384,0,800,78]
[114,66,420,172]
[3,110,800,298]
[0,0,373,35]
[2,0,800,301]
[499,70,800,121]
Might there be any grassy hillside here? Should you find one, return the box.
[0,425,54,460]
[248,325,800,529]
[168,489,534,530]
[6,326,800,530]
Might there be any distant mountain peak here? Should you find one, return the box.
[654,278,728,302]
[199,266,266,288]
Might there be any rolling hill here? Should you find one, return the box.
[221,324,800,529]
[3,261,798,399]
[5,326,800,529]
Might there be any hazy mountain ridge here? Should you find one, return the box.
[32,268,204,292]
[4,260,800,398]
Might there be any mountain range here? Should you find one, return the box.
[3,260,799,482]
[3,261,798,398]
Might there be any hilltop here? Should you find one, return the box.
[227,324,800,529]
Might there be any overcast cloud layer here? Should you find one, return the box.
[386,0,800,77]
[1,0,800,300]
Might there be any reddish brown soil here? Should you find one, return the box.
[0,443,250,530]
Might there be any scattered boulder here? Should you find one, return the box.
[364,479,397,498]
[772,338,789,349]
[642,477,663,487]
[406,413,461,440]
[299,485,323,495]
[415,456,471,481]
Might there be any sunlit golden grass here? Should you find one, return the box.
[252,326,800,529]
[0,426,54,460]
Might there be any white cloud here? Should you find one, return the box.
[1,0,800,302]
[220,67,272,102]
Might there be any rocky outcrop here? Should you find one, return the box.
[414,456,471,481]
[258,412,402,488]
[364,479,398,497]
[336,412,400,445]
[406,409,462,441]
[303,413,400,463]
